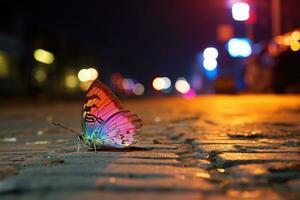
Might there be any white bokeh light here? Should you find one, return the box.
[133,83,145,95]
[203,59,218,71]
[203,47,218,60]
[152,77,171,90]
[162,77,171,89]
[175,78,190,94]
[232,2,250,21]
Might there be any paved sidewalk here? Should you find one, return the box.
[0,95,300,200]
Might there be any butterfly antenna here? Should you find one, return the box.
[52,122,81,136]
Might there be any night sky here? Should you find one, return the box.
[1,0,300,83]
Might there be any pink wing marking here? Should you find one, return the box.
[83,81,124,135]
[100,110,142,147]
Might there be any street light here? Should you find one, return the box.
[152,77,171,91]
[203,59,218,71]
[77,67,98,82]
[231,2,250,21]
[202,47,218,71]
[33,49,55,64]
[203,47,218,60]
[175,78,190,94]
[227,38,252,57]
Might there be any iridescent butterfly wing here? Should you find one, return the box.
[81,80,142,148]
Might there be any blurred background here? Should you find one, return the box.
[0,0,300,101]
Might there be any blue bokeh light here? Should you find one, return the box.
[227,38,252,58]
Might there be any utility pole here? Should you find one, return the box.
[271,0,281,37]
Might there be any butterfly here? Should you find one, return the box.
[77,80,142,150]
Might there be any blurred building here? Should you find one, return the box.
[246,29,300,93]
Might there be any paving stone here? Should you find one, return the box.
[0,176,97,193]
[104,164,210,178]
[120,152,179,159]
[1,95,300,199]
[114,158,180,166]
[215,153,300,168]
[225,188,284,200]
[194,139,260,145]
[287,179,300,191]
[197,159,213,169]
[71,191,204,200]
[225,164,270,176]
[133,144,179,150]
[95,176,216,192]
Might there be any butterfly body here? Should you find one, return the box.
[80,81,142,149]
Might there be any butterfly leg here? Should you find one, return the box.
[93,142,97,152]
[77,142,80,152]
[77,136,81,152]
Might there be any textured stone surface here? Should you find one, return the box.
[0,95,300,200]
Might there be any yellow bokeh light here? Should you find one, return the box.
[291,31,300,41]
[0,52,9,77]
[152,77,165,90]
[283,36,292,46]
[78,68,98,82]
[152,77,171,91]
[88,68,98,81]
[34,68,47,83]
[274,36,284,45]
[33,49,55,64]
[290,41,300,51]
[78,69,90,82]
[65,74,78,88]
[175,78,190,94]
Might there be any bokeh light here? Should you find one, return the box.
[78,67,98,82]
[284,36,292,45]
[231,2,250,21]
[78,69,90,82]
[111,73,123,84]
[34,68,47,83]
[0,52,9,77]
[88,68,98,81]
[133,83,145,95]
[290,41,300,51]
[152,77,165,90]
[162,77,171,89]
[204,67,218,80]
[183,88,196,99]
[33,49,55,64]
[203,47,218,60]
[274,35,285,45]
[291,31,300,41]
[152,77,172,91]
[227,38,252,57]
[122,78,134,91]
[65,74,78,89]
[175,78,190,94]
[203,59,218,71]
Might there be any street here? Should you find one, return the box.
[0,95,300,200]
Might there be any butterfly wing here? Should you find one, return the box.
[82,81,123,143]
[99,110,142,148]
[82,80,142,148]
